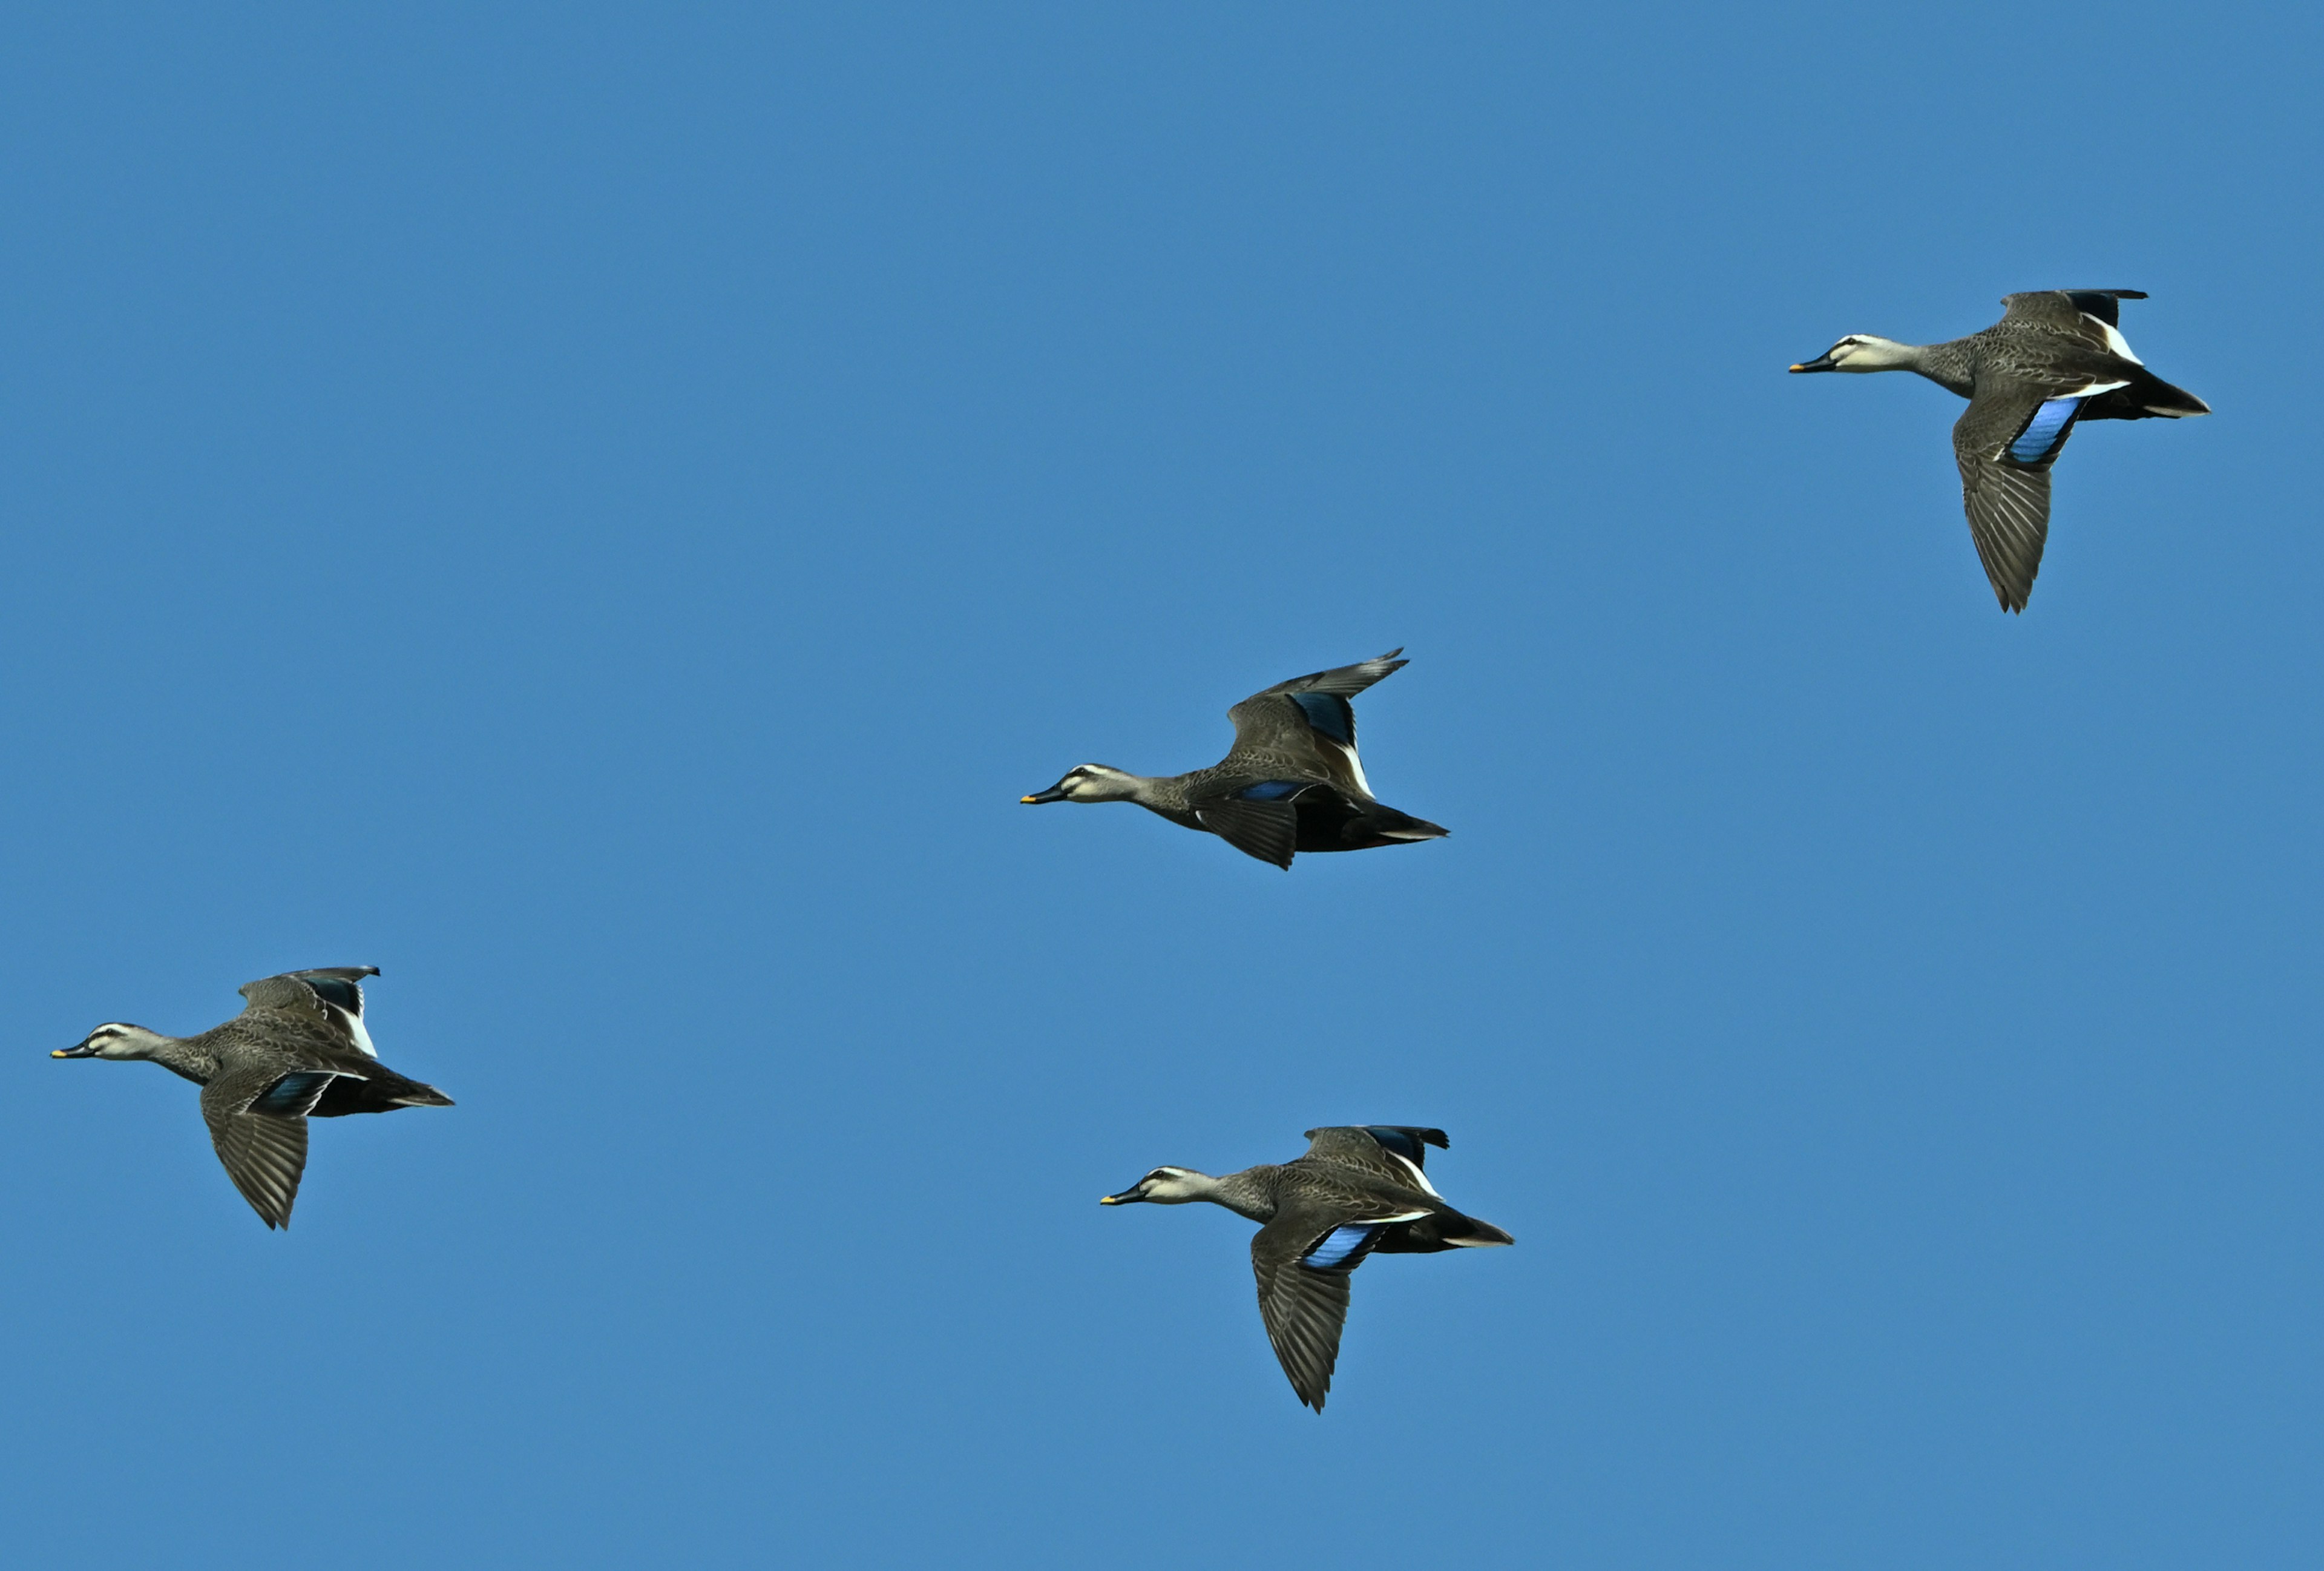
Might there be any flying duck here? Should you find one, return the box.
[1791,289,2208,611]
[53,967,453,1229]
[1101,1125,1511,1410]
[1022,650,1447,869]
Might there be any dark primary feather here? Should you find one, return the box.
[1954,453,2051,613]
[200,1071,312,1230]
[1252,1230,1356,1412]
[1360,1126,1449,1164]
[1248,648,1408,702]
[1224,649,1406,765]
[1193,795,1300,869]
[1952,384,2079,613]
[2061,289,2147,327]
[1250,1196,1420,1412]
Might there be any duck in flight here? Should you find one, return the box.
[1101,1125,1512,1411]
[1022,649,1446,869]
[53,967,453,1230]
[1790,289,2208,611]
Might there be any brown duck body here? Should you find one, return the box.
[54,967,453,1230]
[1101,1125,1511,1411]
[1792,289,2208,611]
[1023,650,1449,868]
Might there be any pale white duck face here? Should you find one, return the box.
[1790,334,1918,373]
[53,1023,165,1061]
[1021,764,1141,805]
[1100,1166,1207,1205]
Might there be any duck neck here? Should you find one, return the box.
[1114,771,1196,822]
[142,1033,221,1086]
[1117,772,1180,809]
[1197,1168,1278,1223]
[1853,335,1980,397]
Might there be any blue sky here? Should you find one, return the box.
[4,3,2320,1566]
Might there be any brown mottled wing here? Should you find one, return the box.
[1221,693,1336,785]
[1224,650,1405,797]
[1296,1126,1448,1194]
[1226,650,1404,751]
[1193,796,1299,869]
[1952,389,2057,613]
[1238,648,1408,707]
[237,967,379,1057]
[1250,1209,1362,1412]
[200,1071,311,1230]
[1998,291,2108,349]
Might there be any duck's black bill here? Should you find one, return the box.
[51,1043,96,1058]
[1021,786,1070,805]
[1098,1186,1146,1205]
[1788,352,1836,373]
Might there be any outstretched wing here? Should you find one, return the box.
[1951,384,2106,613]
[1250,1196,1429,1411]
[2060,289,2147,330]
[1224,650,1407,796]
[199,1069,333,1230]
[238,967,381,1058]
[1998,290,2110,346]
[1193,795,1301,869]
[1298,1125,1449,1196]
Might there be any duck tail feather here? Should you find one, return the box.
[2083,371,2210,421]
[1362,805,1448,843]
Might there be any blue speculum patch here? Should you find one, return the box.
[1303,1224,1380,1270]
[254,1071,336,1114]
[1365,1127,1423,1161]
[1289,691,1354,744]
[2010,397,2082,463]
[1239,780,1304,800]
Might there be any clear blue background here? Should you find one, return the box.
[3,4,2317,1567]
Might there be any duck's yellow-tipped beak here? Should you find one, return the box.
[1021,795,1039,804]
[50,1049,68,1058]
[1098,1193,1118,1204]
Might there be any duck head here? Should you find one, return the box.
[1022,764,1143,805]
[53,1023,166,1061]
[1100,1165,1212,1205]
[1790,334,1920,374]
